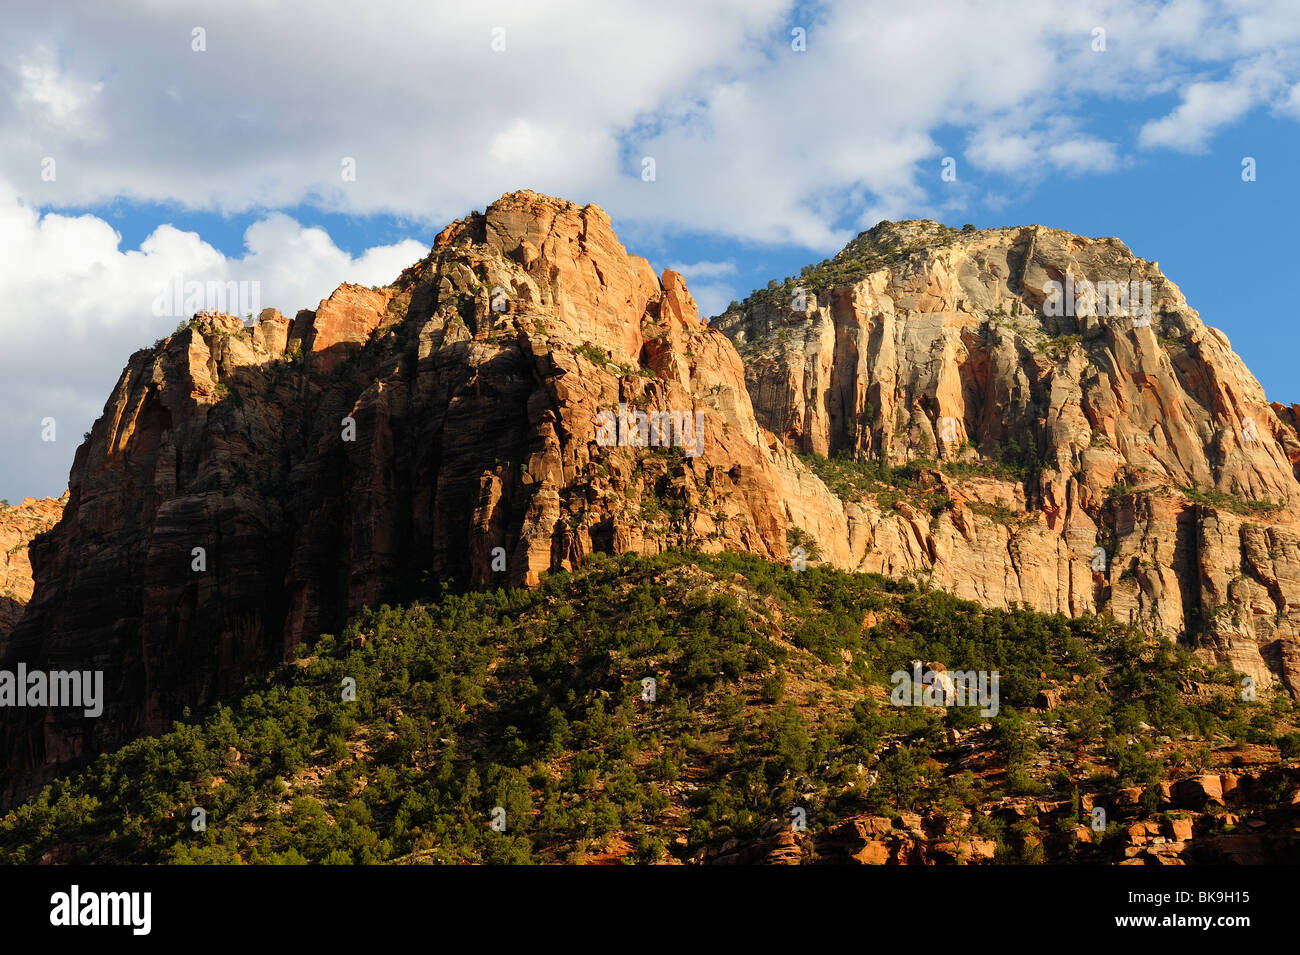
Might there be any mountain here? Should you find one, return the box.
[4,191,1300,809]
[713,220,1300,696]
[0,191,843,801]
[3,552,1297,865]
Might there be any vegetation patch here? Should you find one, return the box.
[1,551,1288,865]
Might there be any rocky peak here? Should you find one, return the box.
[714,219,1296,503]
[0,190,839,802]
[401,189,664,362]
[715,220,1300,696]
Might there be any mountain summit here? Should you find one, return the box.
[714,218,1300,698]
[0,190,840,798]
[3,192,1299,801]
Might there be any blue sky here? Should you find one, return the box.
[4,0,1300,501]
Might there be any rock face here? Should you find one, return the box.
[6,196,1300,801]
[712,219,1300,695]
[0,190,846,800]
[0,496,65,637]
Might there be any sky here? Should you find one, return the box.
[2,0,1300,501]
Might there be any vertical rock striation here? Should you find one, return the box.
[713,220,1300,695]
[7,198,1300,803]
[0,191,844,799]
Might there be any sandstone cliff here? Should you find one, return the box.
[0,191,844,797]
[0,496,65,637]
[713,220,1300,695]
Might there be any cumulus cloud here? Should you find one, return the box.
[3,0,1298,244]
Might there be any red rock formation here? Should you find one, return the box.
[6,194,1300,804]
[0,495,65,636]
[0,191,843,800]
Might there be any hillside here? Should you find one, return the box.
[3,552,1297,865]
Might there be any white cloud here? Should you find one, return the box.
[966,117,1119,177]
[488,119,565,168]
[1281,81,1300,118]
[1138,56,1287,151]
[664,262,738,316]
[5,0,1300,497]
[0,0,789,227]
[237,214,425,315]
[965,128,1040,176]
[667,260,737,280]
[686,282,737,320]
[1047,136,1121,174]
[2,0,1297,246]
[13,46,103,133]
